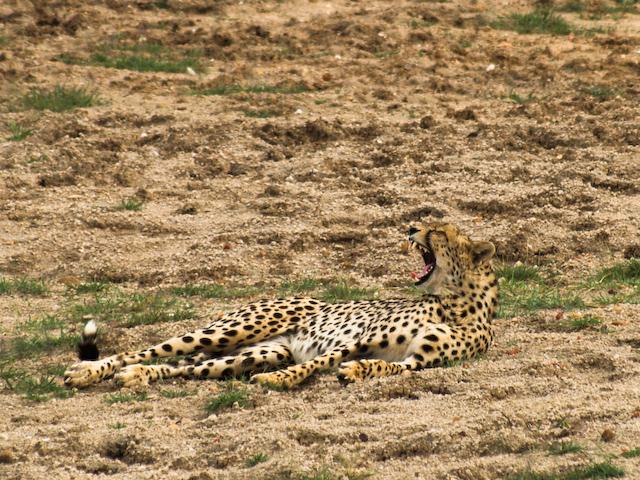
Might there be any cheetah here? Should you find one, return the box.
[64,223,498,389]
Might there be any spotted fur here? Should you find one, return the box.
[64,223,498,389]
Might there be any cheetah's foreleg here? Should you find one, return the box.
[251,343,360,388]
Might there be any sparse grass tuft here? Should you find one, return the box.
[0,277,47,296]
[586,259,640,305]
[110,422,127,429]
[205,384,252,413]
[509,462,624,479]
[160,389,194,399]
[278,278,324,296]
[245,453,269,467]
[551,315,606,332]
[558,0,586,12]
[0,362,73,402]
[116,197,144,211]
[243,109,281,118]
[90,52,203,74]
[8,316,78,359]
[192,83,310,96]
[491,9,575,35]
[6,121,33,141]
[70,281,111,294]
[69,291,194,327]
[171,283,259,300]
[621,447,640,458]
[592,259,640,285]
[581,85,617,100]
[496,263,541,282]
[20,85,100,112]
[549,442,584,455]
[320,281,377,303]
[105,392,148,404]
[60,41,206,74]
[559,0,638,14]
[507,92,536,105]
[499,281,584,318]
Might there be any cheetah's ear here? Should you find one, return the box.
[471,241,495,266]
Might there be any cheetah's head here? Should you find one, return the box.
[408,223,495,293]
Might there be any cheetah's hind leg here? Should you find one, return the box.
[114,340,293,387]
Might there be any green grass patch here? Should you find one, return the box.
[277,278,324,296]
[581,85,617,100]
[246,453,269,467]
[320,280,377,303]
[0,362,73,402]
[160,389,194,399]
[507,91,537,105]
[509,462,624,480]
[497,266,584,318]
[491,9,575,35]
[105,392,148,404]
[243,109,281,118]
[489,8,606,35]
[110,422,127,429]
[192,83,310,96]
[171,283,260,300]
[44,364,68,376]
[89,52,203,74]
[7,316,78,359]
[0,277,47,296]
[20,85,100,112]
[560,0,639,14]
[69,291,194,327]
[551,315,606,332]
[70,281,111,294]
[116,197,144,211]
[621,447,640,458]
[558,0,586,12]
[205,384,252,413]
[496,263,542,282]
[592,259,640,286]
[586,259,640,304]
[59,41,206,74]
[6,121,33,141]
[549,442,584,455]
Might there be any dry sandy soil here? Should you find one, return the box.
[1,0,640,479]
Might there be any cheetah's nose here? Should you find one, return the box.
[408,227,420,238]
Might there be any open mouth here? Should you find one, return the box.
[409,241,436,286]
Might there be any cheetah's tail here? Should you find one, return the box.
[77,320,100,361]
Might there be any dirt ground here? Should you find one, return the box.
[1,0,640,479]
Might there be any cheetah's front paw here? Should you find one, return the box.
[64,360,114,388]
[336,360,366,384]
[250,371,293,389]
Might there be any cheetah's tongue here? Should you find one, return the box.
[411,263,434,281]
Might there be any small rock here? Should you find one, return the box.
[176,204,198,215]
[489,387,508,400]
[0,448,15,464]
[228,163,249,176]
[358,433,369,442]
[623,243,640,259]
[601,428,616,442]
[453,107,477,121]
[419,115,435,129]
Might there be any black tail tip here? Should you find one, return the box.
[77,320,99,361]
